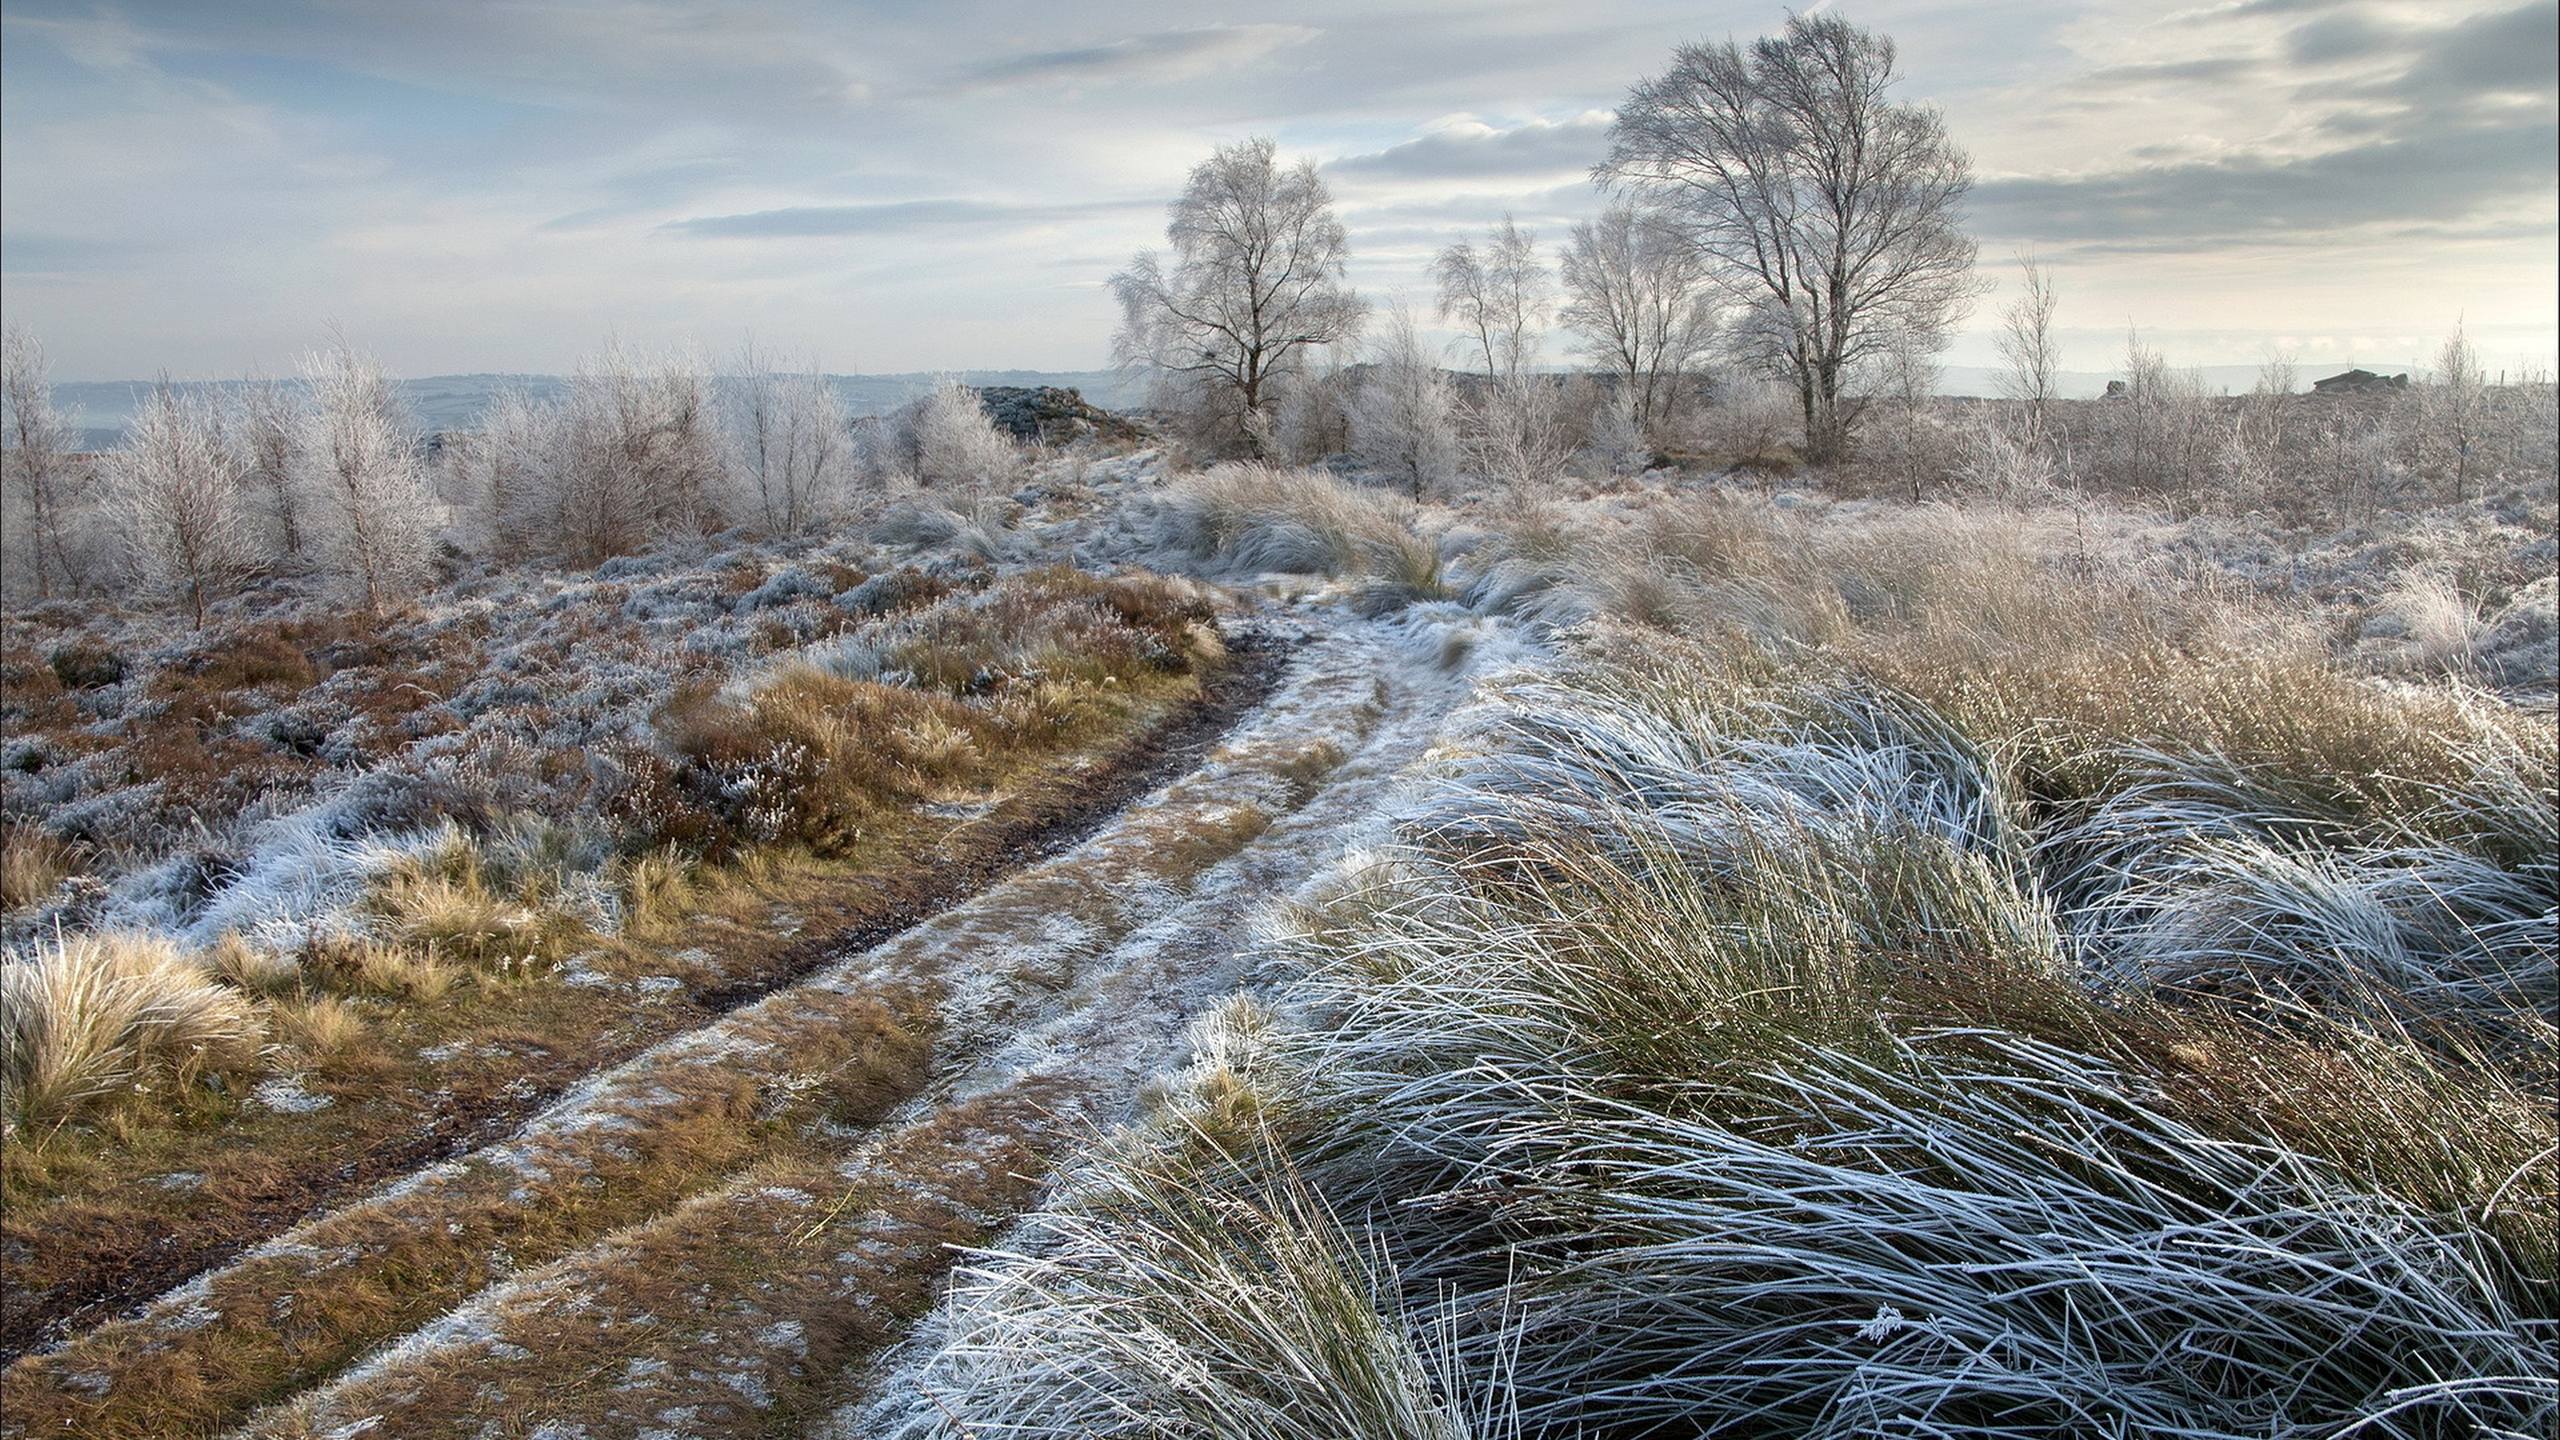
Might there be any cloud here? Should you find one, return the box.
[1972,112,2552,250]
[2369,1,2557,105]
[1328,112,1613,181]
[659,197,1152,239]
[0,232,149,274]
[964,25,1317,89]
[2077,56,2262,89]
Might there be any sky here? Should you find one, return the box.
[2,0,2554,384]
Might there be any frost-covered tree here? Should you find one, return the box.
[111,385,258,626]
[1434,216,1549,380]
[1994,254,2059,443]
[530,345,727,566]
[1876,333,1942,501]
[910,379,1018,492]
[231,375,306,566]
[452,386,559,559]
[861,379,1020,494]
[1601,14,1977,462]
[1112,137,1367,457]
[1348,307,1460,499]
[1557,204,1718,436]
[2426,321,2487,503]
[297,343,438,613]
[2102,330,2212,505]
[1467,372,1579,495]
[2,325,90,601]
[728,346,853,531]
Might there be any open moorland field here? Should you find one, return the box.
[3,5,2558,1435]
[2,390,2554,1435]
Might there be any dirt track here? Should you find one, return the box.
[2,606,1530,1440]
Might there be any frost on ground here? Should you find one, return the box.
[3,415,2553,1438]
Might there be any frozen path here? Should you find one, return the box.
[184,603,1536,1439]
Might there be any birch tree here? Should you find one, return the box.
[1994,254,2060,443]
[112,384,257,626]
[1111,138,1367,456]
[2,326,89,601]
[1434,215,1550,380]
[1557,203,1718,435]
[2427,321,2486,503]
[1600,13,1977,462]
[297,343,437,613]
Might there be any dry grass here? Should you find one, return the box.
[0,931,265,1134]
[0,828,80,912]
[269,994,366,1057]
[1152,463,1448,602]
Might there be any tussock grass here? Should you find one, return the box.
[270,992,365,1056]
[915,622,2557,1437]
[1150,463,1448,606]
[917,1129,1493,1440]
[0,828,81,913]
[0,930,264,1133]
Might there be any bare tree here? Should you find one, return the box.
[1467,372,1579,495]
[1994,254,2060,442]
[232,375,306,566]
[728,344,853,531]
[2,325,89,601]
[111,384,257,627]
[297,343,437,613]
[1557,204,1718,436]
[1434,215,1550,380]
[1877,333,1941,502]
[1600,13,1977,462]
[1348,306,1460,499]
[1111,137,1367,457]
[2104,329,2212,506]
[2427,321,2486,503]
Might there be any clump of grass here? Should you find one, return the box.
[205,930,303,994]
[916,1129,1493,1440]
[2381,571,2487,674]
[0,827,81,912]
[299,932,458,1001]
[271,992,366,1057]
[1152,463,1444,596]
[0,930,265,1134]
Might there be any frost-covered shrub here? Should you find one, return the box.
[862,379,1022,494]
[1347,311,1459,500]
[726,357,854,531]
[109,385,261,625]
[481,345,727,565]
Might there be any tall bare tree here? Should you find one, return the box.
[1557,203,1719,435]
[1111,137,1366,457]
[2,325,88,601]
[1994,253,2060,442]
[1433,215,1549,380]
[1600,13,1977,462]
[2427,320,2486,503]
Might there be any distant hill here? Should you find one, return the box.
[58,361,2454,450]
[52,369,1152,451]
